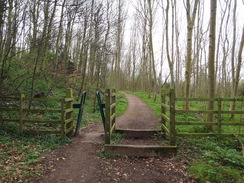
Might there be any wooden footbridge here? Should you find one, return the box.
[96,89,177,157]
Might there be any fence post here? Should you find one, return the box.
[19,94,25,133]
[169,88,176,145]
[61,98,65,139]
[65,88,74,136]
[217,97,222,136]
[111,89,116,131]
[161,88,166,126]
[105,89,111,144]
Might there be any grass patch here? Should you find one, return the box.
[0,122,70,182]
[116,92,128,117]
[111,133,125,144]
[188,160,243,183]
[177,136,244,183]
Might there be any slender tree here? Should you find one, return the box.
[207,0,217,130]
[184,0,199,109]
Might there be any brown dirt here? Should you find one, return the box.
[29,93,195,183]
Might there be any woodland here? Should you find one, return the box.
[0,0,244,182]
[0,0,243,100]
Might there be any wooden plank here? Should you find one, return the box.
[169,88,176,145]
[23,119,61,124]
[161,103,169,110]
[19,94,24,133]
[177,133,244,137]
[161,114,170,122]
[111,89,116,129]
[65,118,73,124]
[61,99,65,139]
[116,129,160,138]
[217,98,222,136]
[176,110,218,114]
[105,89,111,144]
[175,122,243,126]
[161,89,166,125]
[221,123,244,126]
[25,97,62,102]
[65,108,73,113]
[104,144,177,157]
[111,93,116,97]
[24,109,61,113]
[220,111,244,114]
[220,99,244,102]
[65,98,73,102]
[110,122,116,134]
[176,133,217,136]
[175,122,218,125]
[65,126,74,135]
[65,89,74,136]
[0,118,19,122]
[0,96,19,100]
[175,98,244,102]
[110,113,116,122]
[0,107,19,111]
[24,129,61,134]
[176,98,216,102]
[110,103,116,109]
[161,124,170,135]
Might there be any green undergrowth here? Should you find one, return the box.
[116,92,128,117]
[177,136,244,183]
[127,91,244,183]
[0,122,70,182]
[0,90,128,181]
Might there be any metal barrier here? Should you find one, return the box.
[73,91,87,136]
[96,89,116,144]
[96,91,106,130]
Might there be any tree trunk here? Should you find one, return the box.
[184,0,199,109]
[165,0,175,87]
[207,0,217,130]
[230,26,244,115]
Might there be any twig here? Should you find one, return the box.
[232,133,244,157]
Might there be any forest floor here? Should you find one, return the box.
[29,93,195,183]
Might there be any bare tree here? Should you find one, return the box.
[207,0,217,130]
[184,0,199,109]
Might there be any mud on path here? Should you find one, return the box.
[30,93,193,183]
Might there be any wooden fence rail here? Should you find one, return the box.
[105,89,116,144]
[0,89,74,138]
[161,88,244,145]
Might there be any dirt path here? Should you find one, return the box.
[116,93,160,130]
[30,93,193,183]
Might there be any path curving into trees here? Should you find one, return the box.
[116,92,160,130]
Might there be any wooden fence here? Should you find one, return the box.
[0,89,74,138]
[105,89,116,144]
[161,88,244,145]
